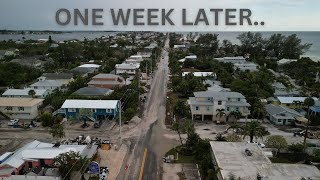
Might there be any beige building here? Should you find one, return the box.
[0,98,44,120]
[188,91,250,123]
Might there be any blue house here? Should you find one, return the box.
[61,99,120,120]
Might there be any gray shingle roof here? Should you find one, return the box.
[266,104,301,117]
[193,91,245,100]
[73,87,113,96]
[42,73,73,80]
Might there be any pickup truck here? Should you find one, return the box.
[8,119,19,126]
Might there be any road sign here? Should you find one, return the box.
[88,161,100,174]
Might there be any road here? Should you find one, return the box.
[117,36,179,180]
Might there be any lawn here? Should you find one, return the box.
[165,146,196,164]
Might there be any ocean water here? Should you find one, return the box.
[0,31,319,59]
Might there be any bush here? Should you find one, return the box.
[123,108,136,121]
[40,113,54,127]
[288,143,304,153]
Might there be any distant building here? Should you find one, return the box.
[61,99,120,120]
[137,51,152,60]
[88,74,125,89]
[178,55,197,63]
[30,73,74,93]
[173,45,186,49]
[266,104,303,125]
[0,140,97,178]
[210,141,320,180]
[73,87,113,97]
[0,98,44,120]
[272,82,300,97]
[215,56,246,64]
[188,91,250,122]
[69,64,101,77]
[182,72,216,79]
[234,62,259,72]
[2,88,49,98]
[276,97,318,108]
[115,63,140,75]
[277,58,297,66]
[129,55,143,62]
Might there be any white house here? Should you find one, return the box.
[234,62,259,72]
[29,80,68,93]
[0,98,44,120]
[215,56,246,64]
[2,88,50,98]
[115,63,140,75]
[129,55,143,62]
[182,72,217,79]
[277,59,297,66]
[266,104,303,126]
[188,91,250,123]
[178,55,197,63]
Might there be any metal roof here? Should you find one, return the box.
[2,88,48,96]
[61,99,119,109]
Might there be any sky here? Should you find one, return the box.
[0,0,320,31]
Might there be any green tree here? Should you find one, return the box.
[54,151,86,180]
[172,121,184,146]
[40,112,54,127]
[288,143,304,153]
[216,109,226,123]
[303,97,315,151]
[242,121,268,143]
[122,72,129,86]
[228,111,242,123]
[266,135,288,154]
[28,89,36,98]
[49,124,65,143]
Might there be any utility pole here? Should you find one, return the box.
[138,69,140,102]
[146,61,148,85]
[119,101,122,145]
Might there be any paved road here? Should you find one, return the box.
[117,36,179,180]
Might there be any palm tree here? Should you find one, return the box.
[228,111,242,123]
[252,105,266,121]
[49,124,65,143]
[122,72,129,86]
[216,109,226,123]
[28,89,36,98]
[242,120,268,143]
[303,97,315,151]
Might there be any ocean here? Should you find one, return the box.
[0,31,319,60]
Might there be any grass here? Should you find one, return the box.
[165,146,196,164]
[269,157,294,163]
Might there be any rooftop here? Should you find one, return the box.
[41,73,73,80]
[182,72,216,77]
[78,64,101,68]
[61,99,119,109]
[277,97,318,104]
[210,142,320,180]
[266,104,302,117]
[30,80,66,87]
[115,63,140,69]
[194,91,245,100]
[0,98,44,107]
[73,87,113,96]
[92,73,123,79]
[2,88,48,96]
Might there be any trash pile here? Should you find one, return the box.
[61,135,112,148]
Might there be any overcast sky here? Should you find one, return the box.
[0,0,319,31]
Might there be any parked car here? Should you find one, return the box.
[247,141,266,148]
[8,119,19,126]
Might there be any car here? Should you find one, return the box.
[247,141,266,148]
[8,119,19,126]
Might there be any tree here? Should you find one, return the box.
[266,135,288,154]
[228,111,242,123]
[252,103,266,121]
[242,121,268,143]
[172,121,184,146]
[49,124,65,143]
[79,108,92,127]
[40,112,54,127]
[303,97,315,151]
[122,72,129,86]
[288,143,304,153]
[174,100,191,119]
[216,109,226,123]
[28,89,36,98]
[54,151,85,180]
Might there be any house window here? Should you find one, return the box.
[18,107,24,111]
[218,101,222,105]
[207,98,211,101]
[206,106,210,111]
[195,106,200,111]
[238,98,241,101]
[107,109,112,113]
[236,107,239,111]
[34,86,38,89]
[68,108,76,112]
[226,107,230,111]
[278,119,282,123]
[92,109,96,113]
[287,120,291,123]
[6,107,13,111]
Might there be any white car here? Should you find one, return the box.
[8,119,19,126]
[247,141,266,148]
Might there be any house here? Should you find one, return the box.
[182,72,216,79]
[30,73,74,93]
[0,98,44,120]
[129,55,143,62]
[309,101,320,117]
[204,80,230,92]
[173,44,186,49]
[137,51,152,60]
[115,63,140,75]
[10,56,51,68]
[69,64,101,77]
[215,56,246,64]
[73,87,113,97]
[0,49,17,60]
[265,104,303,125]
[276,97,318,108]
[188,91,250,122]
[210,141,320,180]
[178,55,197,63]
[2,88,50,98]
[234,62,259,72]
[88,74,125,89]
[277,58,297,66]
[0,140,97,178]
[61,99,120,120]
[272,82,300,97]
